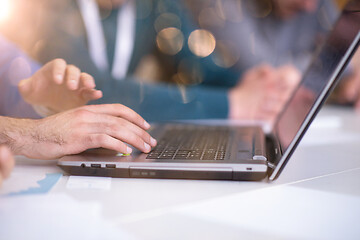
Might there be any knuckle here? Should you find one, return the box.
[67,65,81,73]
[133,135,144,146]
[87,135,97,146]
[106,122,120,133]
[54,58,66,66]
[141,130,151,141]
[73,109,92,119]
[96,134,107,144]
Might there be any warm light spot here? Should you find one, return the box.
[198,7,225,29]
[156,27,184,55]
[188,29,216,58]
[154,13,181,33]
[215,0,243,23]
[177,58,204,85]
[170,74,196,104]
[212,40,240,68]
[0,0,12,22]
[245,0,272,18]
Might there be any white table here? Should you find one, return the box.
[1,106,360,240]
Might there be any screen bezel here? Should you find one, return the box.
[269,10,360,181]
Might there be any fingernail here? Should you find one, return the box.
[126,147,133,154]
[55,74,63,82]
[69,80,77,89]
[144,143,151,151]
[144,120,150,129]
[150,137,157,146]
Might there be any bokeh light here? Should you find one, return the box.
[0,0,12,22]
[188,29,216,58]
[215,0,243,23]
[212,40,240,68]
[244,0,272,18]
[198,7,225,30]
[154,13,182,33]
[177,58,204,85]
[156,27,184,55]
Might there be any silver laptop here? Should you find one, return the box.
[58,2,360,181]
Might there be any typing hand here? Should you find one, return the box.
[228,64,301,124]
[11,104,157,160]
[18,59,103,115]
[0,145,15,187]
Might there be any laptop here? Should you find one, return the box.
[58,1,360,181]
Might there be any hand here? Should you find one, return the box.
[228,64,300,124]
[334,48,360,108]
[7,104,157,160]
[0,145,15,187]
[18,59,103,114]
[334,70,360,108]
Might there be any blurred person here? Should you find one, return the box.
[187,0,360,108]
[186,0,339,80]
[0,0,299,124]
[0,35,157,160]
[273,0,360,107]
[0,34,101,118]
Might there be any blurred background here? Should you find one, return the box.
[0,0,358,108]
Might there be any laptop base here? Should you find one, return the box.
[59,165,268,181]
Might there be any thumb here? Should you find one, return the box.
[18,78,32,97]
[81,89,103,102]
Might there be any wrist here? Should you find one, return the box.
[0,117,38,156]
[32,105,58,117]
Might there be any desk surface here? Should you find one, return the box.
[1,106,360,240]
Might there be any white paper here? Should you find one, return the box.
[66,176,112,190]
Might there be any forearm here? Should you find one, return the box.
[95,78,229,122]
[0,116,37,155]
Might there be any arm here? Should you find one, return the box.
[0,104,157,160]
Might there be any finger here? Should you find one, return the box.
[256,64,274,75]
[87,134,133,154]
[276,65,301,88]
[18,78,32,97]
[0,145,15,179]
[83,104,151,130]
[91,116,155,152]
[114,117,157,147]
[80,89,103,101]
[50,59,67,84]
[65,65,81,90]
[79,73,96,89]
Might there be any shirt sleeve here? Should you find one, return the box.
[0,35,41,118]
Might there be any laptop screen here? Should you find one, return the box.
[270,1,360,180]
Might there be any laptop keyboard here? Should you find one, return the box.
[147,126,231,161]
